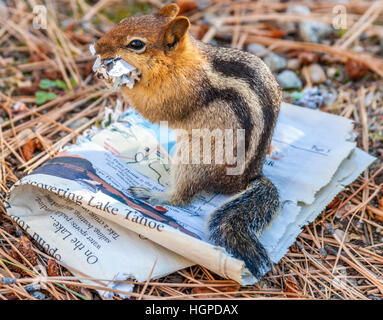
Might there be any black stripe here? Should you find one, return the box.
[200,83,253,151]
[211,57,278,173]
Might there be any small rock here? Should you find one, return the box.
[264,53,287,72]
[68,117,90,129]
[277,70,302,89]
[30,291,46,300]
[209,39,218,46]
[319,247,328,259]
[287,4,311,15]
[201,12,218,25]
[0,0,8,17]
[308,64,326,84]
[291,87,336,109]
[299,21,333,43]
[345,59,368,80]
[247,43,268,57]
[284,4,310,34]
[286,58,301,70]
[326,67,338,78]
[298,51,319,65]
[335,229,349,242]
[287,4,332,43]
[369,45,382,55]
[353,45,364,53]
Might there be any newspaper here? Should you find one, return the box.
[5,102,375,294]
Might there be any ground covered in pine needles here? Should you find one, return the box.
[0,0,383,300]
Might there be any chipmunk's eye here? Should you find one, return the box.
[127,39,146,52]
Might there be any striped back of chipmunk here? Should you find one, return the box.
[196,41,282,177]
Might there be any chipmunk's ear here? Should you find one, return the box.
[157,3,179,18]
[163,16,190,50]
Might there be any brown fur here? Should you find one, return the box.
[95,3,282,278]
[95,4,281,205]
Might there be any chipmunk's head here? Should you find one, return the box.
[93,3,194,90]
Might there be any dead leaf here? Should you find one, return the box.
[327,196,341,210]
[266,28,286,39]
[177,1,198,15]
[284,275,303,297]
[1,222,16,235]
[22,139,36,161]
[345,59,368,80]
[47,259,60,277]
[373,213,383,222]
[298,51,319,65]
[9,237,38,276]
[335,203,355,219]
[197,24,210,40]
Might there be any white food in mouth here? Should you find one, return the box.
[89,44,141,90]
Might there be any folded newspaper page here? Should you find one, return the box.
[5,102,375,292]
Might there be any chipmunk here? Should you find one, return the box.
[94,3,282,279]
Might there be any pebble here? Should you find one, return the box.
[30,291,46,300]
[277,70,302,89]
[335,229,349,242]
[68,117,90,129]
[287,4,332,43]
[299,21,333,43]
[201,12,218,25]
[247,43,268,57]
[264,53,287,72]
[0,0,8,17]
[292,87,337,109]
[326,67,338,79]
[284,4,310,34]
[308,64,326,84]
[287,4,311,15]
[356,221,364,229]
[286,58,301,70]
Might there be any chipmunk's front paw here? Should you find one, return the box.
[128,186,169,205]
[129,186,152,201]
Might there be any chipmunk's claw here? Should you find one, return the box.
[129,186,152,201]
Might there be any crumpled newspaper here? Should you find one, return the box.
[89,44,141,90]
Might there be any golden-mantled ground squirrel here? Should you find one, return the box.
[94,3,282,279]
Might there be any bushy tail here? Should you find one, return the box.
[208,175,280,279]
